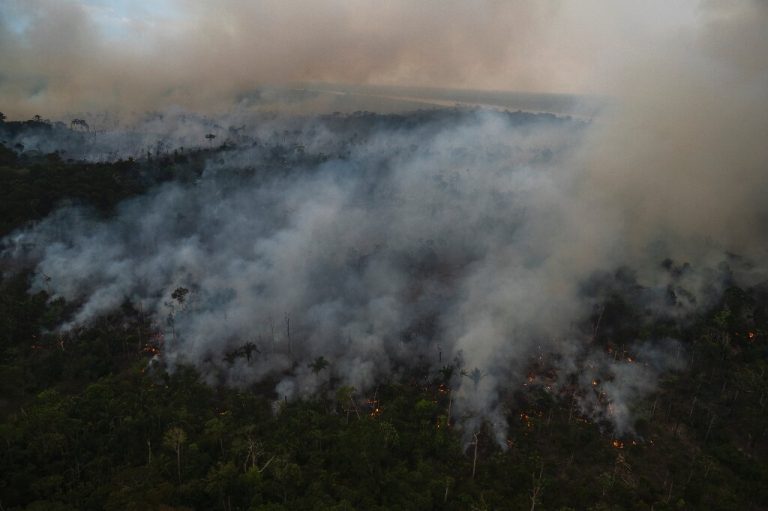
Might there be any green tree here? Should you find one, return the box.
[164,426,188,484]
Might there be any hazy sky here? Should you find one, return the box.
[0,1,764,117]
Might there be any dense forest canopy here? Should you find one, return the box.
[0,110,767,510]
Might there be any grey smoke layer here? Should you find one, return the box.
[5,108,757,442]
[1,0,766,445]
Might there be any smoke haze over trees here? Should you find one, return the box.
[0,1,767,509]
[1,102,764,443]
[1,105,767,510]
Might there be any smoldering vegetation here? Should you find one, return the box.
[1,107,764,443]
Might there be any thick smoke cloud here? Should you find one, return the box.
[8,112,588,371]
[0,0,739,118]
[0,109,731,442]
[1,0,767,443]
[0,0,580,117]
[582,1,768,263]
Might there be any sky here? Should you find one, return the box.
[0,1,764,118]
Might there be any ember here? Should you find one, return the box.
[143,344,161,355]
[367,397,382,417]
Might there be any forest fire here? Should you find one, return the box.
[367,398,382,417]
[0,0,765,506]
[520,412,533,429]
[143,344,161,356]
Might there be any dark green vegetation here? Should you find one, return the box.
[1,114,767,510]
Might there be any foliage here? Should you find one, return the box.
[0,116,767,510]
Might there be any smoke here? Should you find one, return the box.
[6,111,589,365]
[1,1,767,443]
[0,0,740,118]
[0,0,584,118]
[0,107,740,442]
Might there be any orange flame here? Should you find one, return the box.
[143,344,161,355]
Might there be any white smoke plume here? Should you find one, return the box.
[1,0,767,443]
[0,107,750,443]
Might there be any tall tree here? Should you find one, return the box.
[164,426,187,484]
